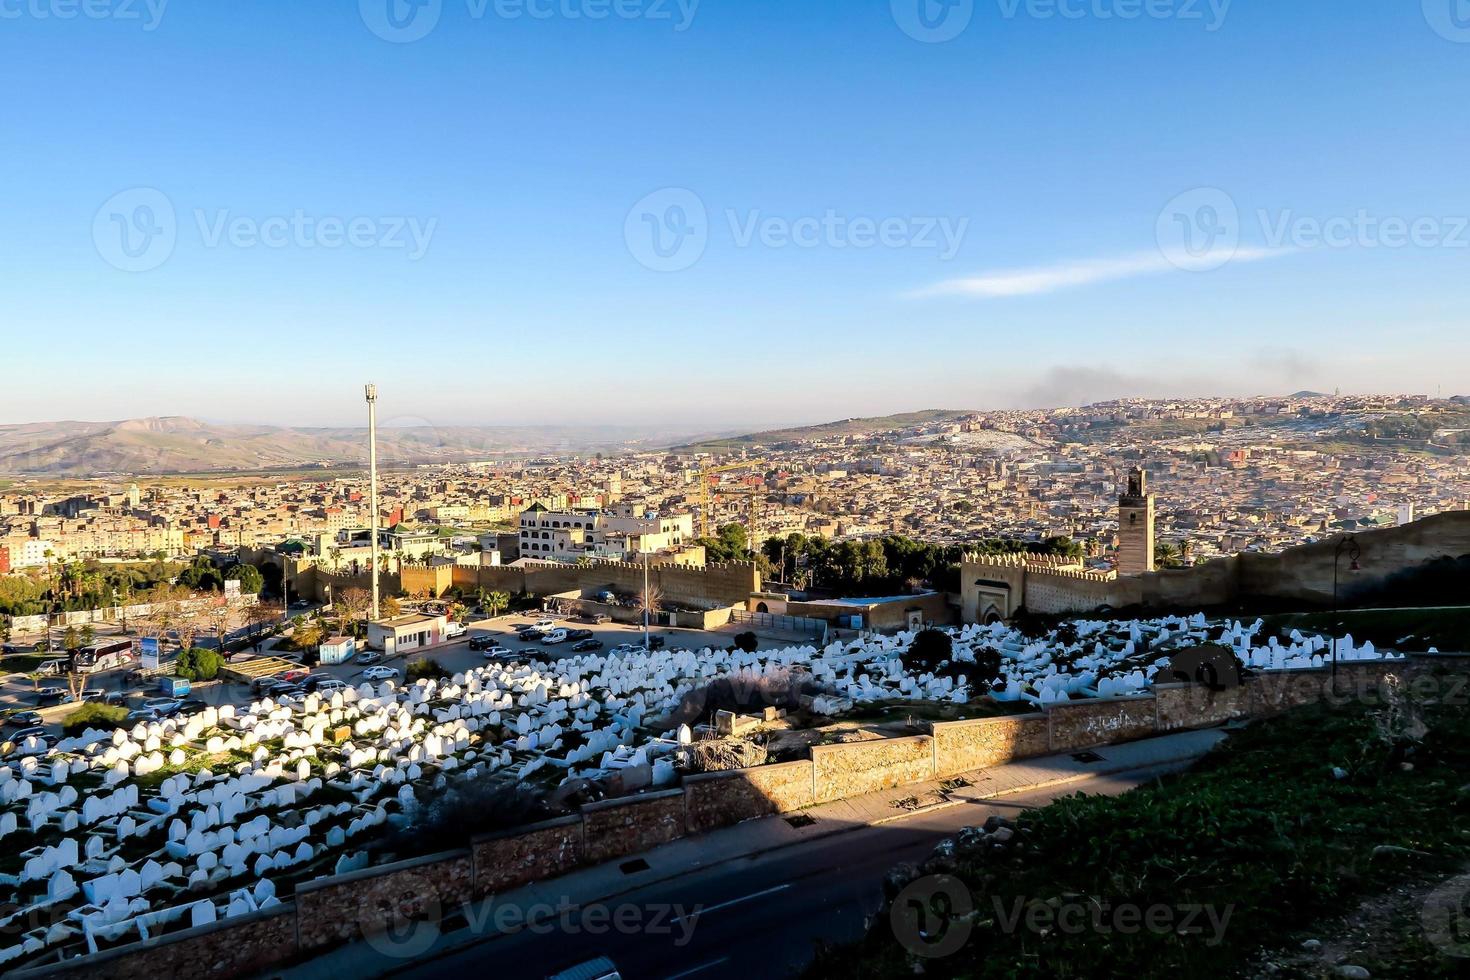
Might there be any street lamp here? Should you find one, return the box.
[1330,533,1362,692]
[366,383,381,623]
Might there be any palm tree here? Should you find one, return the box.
[1154,543,1185,569]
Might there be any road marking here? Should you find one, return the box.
[663,957,730,980]
[672,883,790,926]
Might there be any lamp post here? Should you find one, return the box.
[366,383,381,623]
[642,549,650,653]
[1330,533,1362,693]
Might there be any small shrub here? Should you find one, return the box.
[733,631,759,653]
[406,658,450,681]
[904,629,953,672]
[62,703,129,737]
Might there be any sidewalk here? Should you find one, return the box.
[277,727,1225,980]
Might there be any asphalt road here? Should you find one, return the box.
[382,765,1185,980]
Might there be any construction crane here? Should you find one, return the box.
[692,459,767,539]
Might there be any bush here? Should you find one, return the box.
[175,647,225,681]
[971,645,1004,691]
[62,703,129,737]
[406,658,450,682]
[732,631,759,653]
[904,629,953,672]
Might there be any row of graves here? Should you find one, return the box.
[0,613,1401,968]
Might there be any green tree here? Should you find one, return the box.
[226,564,265,595]
[175,647,225,681]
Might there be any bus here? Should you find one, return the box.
[71,639,136,675]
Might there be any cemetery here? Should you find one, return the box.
[0,612,1412,971]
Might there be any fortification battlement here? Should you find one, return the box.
[961,552,1084,570]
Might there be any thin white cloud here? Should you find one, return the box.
[914,247,1287,299]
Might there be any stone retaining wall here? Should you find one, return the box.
[811,735,935,804]
[930,713,1050,777]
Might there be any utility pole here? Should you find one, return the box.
[366,383,381,623]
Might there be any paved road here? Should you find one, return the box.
[376,764,1186,980]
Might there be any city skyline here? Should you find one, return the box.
[3,2,1470,426]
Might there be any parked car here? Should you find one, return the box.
[125,708,161,725]
[512,623,535,633]
[174,699,210,717]
[79,690,124,705]
[571,639,604,653]
[610,643,642,656]
[546,956,622,980]
[357,651,383,666]
[142,697,183,716]
[6,728,51,753]
[5,711,43,728]
[533,619,556,630]
[281,668,311,683]
[36,687,70,706]
[480,646,514,660]
[566,628,594,641]
[313,678,349,696]
[468,635,496,651]
[520,628,545,642]
[38,659,67,676]
[589,614,612,625]
[361,666,399,682]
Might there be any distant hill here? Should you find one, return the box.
[0,417,729,477]
[676,409,981,452]
[1289,390,1330,399]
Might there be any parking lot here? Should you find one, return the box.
[0,610,822,742]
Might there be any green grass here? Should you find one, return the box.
[805,676,1470,979]
[1261,607,1470,652]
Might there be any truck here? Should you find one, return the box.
[158,676,192,698]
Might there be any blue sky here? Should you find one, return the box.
[2,0,1469,429]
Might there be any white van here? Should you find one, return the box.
[540,628,570,646]
[313,678,348,695]
[446,622,467,639]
